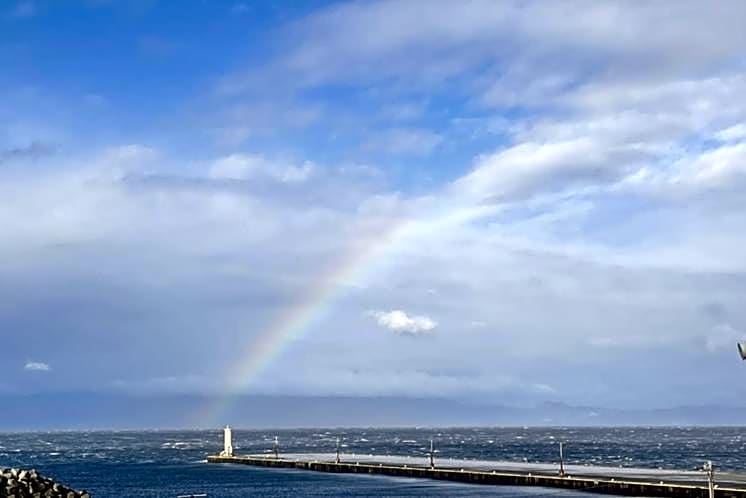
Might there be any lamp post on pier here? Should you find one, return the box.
[704,460,715,498]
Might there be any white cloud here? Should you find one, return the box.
[208,153,314,183]
[24,361,50,372]
[369,310,437,336]
[447,75,746,206]
[620,142,746,196]
[454,139,637,202]
[676,143,746,189]
[717,123,746,143]
[274,0,746,90]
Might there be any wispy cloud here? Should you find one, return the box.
[208,153,315,183]
[24,361,50,372]
[362,128,442,156]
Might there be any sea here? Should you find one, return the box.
[0,427,744,497]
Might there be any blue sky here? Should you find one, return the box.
[2,0,746,416]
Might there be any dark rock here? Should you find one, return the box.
[0,468,85,498]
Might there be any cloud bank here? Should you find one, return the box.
[1,0,745,410]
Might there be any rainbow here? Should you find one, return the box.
[197,220,409,426]
[198,199,492,427]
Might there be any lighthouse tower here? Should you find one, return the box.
[221,425,234,456]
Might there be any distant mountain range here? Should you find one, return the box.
[1,393,744,430]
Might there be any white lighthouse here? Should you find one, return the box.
[221,425,234,457]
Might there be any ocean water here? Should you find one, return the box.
[0,427,744,497]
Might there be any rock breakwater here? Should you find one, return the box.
[1,468,89,498]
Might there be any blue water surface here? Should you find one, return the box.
[0,427,743,497]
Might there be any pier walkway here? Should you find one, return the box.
[208,452,746,497]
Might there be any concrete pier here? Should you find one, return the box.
[207,453,746,498]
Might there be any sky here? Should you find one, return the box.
[1,0,746,423]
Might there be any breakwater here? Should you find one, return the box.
[208,453,746,498]
[1,467,89,498]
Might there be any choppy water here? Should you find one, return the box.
[0,427,744,497]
